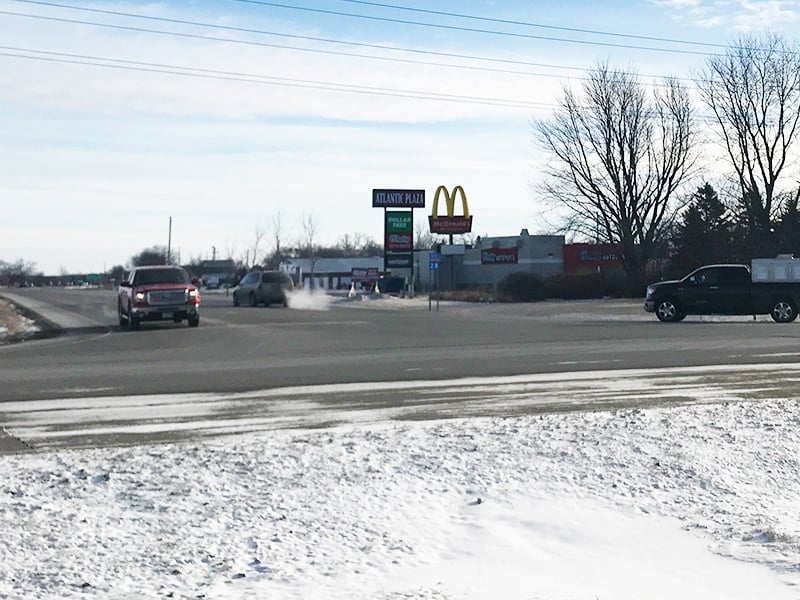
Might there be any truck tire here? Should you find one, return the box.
[188,315,200,328]
[118,302,126,327]
[124,303,139,331]
[232,292,240,307]
[770,298,798,323]
[249,293,258,307]
[655,298,682,322]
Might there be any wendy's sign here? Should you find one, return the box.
[481,247,518,265]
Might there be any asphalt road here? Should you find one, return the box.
[1,286,799,453]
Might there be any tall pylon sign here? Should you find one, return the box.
[372,188,425,272]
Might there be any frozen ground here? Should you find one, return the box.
[1,398,799,599]
[0,296,38,344]
[2,290,799,598]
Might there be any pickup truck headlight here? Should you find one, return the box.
[135,291,146,302]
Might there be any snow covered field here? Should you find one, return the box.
[2,398,799,599]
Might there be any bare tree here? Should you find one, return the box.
[271,210,284,257]
[695,33,800,254]
[534,62,695,292]
[300,212,319,288]
[414,222,439,250]
[301,212,317,257]
[261,210,289,268]
[249,225,266,268]
[0,258,40,285]
[337,233,357,255]
[224,239,238,260]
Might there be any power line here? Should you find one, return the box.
[0,46,724,123]
[0,46,553,109]
[9,1,715,73]
[1,5,702,87]
[334,0,729,50]
[0,5,724,115]
[231,0,718,56]
[0,7,599,81]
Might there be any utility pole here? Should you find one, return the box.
[167,216,172,265]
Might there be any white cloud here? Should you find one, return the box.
[652,0,800,30]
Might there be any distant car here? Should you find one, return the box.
[117,265,201,330]
[233,270,294,307]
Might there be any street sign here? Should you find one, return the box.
[428,252,440,262]
[429,261,439,271]
[386,253,413,269]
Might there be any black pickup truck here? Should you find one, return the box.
[644,261,800,323]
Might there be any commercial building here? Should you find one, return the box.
[279,257,384,290]
[416,230,565,291]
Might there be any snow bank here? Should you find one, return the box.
[1,399,799,599]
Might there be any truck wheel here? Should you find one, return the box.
[249,293,258,307]
[770,298,798,323]
[118,302,126,327]
[128,314,140,331]
[655,299,682,322]
[188,315,200,328]
[232,292,240,307]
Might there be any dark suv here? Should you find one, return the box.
[233,270,294,307]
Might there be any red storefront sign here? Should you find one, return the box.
[351,267,379,282]
[481,247,518,265]
[563,244,620,273]
[386,233,413,252]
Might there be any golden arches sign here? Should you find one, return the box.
[429,185,473,234]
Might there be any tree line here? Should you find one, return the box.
[534,32,800,293]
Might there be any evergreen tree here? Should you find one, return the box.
[130,246,168,267]
[774,189,800,257]
[668,183,732,276]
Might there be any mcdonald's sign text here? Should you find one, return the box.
[429,185,473,234]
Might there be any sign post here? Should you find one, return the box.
[428,252,440,311]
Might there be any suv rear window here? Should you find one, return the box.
[262,271,291,284]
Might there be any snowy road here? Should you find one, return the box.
[3,363,800,452]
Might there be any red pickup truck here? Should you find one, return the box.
[118,265,201,330]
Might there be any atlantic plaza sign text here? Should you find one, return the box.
[372,189,426,209]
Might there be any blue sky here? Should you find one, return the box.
[1,0,798,274]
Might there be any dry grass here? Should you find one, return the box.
[0,297,35,339]
[434,288,498,303]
